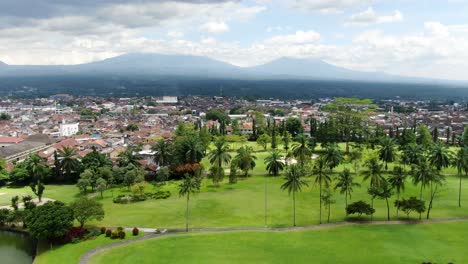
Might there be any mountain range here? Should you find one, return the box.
[0,53,448,84]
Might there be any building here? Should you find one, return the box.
[0,137,24,148]
[0,134,54,163]
[59,122,79,137]
[156,96,178,104]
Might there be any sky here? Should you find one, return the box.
[1,0,468,80]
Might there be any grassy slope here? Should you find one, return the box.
[34,231,143,264]
[89,221,468,264]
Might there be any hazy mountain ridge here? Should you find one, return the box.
[0,53,462,85]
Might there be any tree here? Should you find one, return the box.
[283,132,291,152]
[401,143,424,167]
[416,125,433,148]
[281,165,308,226]
[346,201,375,219]
[233,146,257,177]
[0,158,9,187]
[285,117,303,137]
[76,178,90,194]
[321,188,335,223]
[26,201,74,243]
[428,143,451,171]
[208,138,231,172]
[371,180,393,220]
[117,148,142,168]
[394,197,426,219]
[426,172,445,220]
[126,123,139,131]
[453,147,468,207]
[363,157,385,188]
[257,134,271,151]
[292,134,311,167]
[335,168,360,212]
[410,159,434,219]
[82,147,112,170]
[264,150,285,176]
[463,126,468,147]
[182,136,204,164]
[209,165,224,186]
[388,166,406,217]
[313,157,331,224]
[378,137,396,170]
[25,154,47,202]
[96,178,107,198]
[179,174,202,232]
[70,197,105,228]
[58,146,81,182]
[324,143,343,172]
[348,146,362,176]
[229,162,238,184]
[152,140,172,166]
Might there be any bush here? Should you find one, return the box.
[132,227,139,236]
[65,227,88,243]
[100,227,107,234]
[117,227,123,232]
[148,190,171,200]
[111,230,120,239]
[71,237,81,244]
[119,231,126,239]
[346,201,375,219]
[105,229,112,237]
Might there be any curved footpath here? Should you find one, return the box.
[79,217,468,264]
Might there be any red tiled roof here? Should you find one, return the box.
[0,136,24,144]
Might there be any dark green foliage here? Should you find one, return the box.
[70,197,105,228]
[105,229,112,237]
[132,227,139,236]
[346,201,375,218]
[26,201,74,241]
[100,227,107,234]
[394,197,426,219]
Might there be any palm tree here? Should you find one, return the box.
[178,174,202,232]
[233,146,257,177]
[335,168,360,213]
[388,166,406,217]
[348,147,362,176]
[411,158,433,219]
[264,150,285,176]
[118,148,142,167]
[313,157,331,224]
[453,147,468,207]
[208,138,231,169]
[378,137,396,170]
[363,157,385,188]
[281,165,308,226]
[24,154,46,202]
[152,139,172,166]
[183,137,204,164]
[324,143,343,172]
[363,156,384,220]
[292,134,311,167]
[58,146,81,181]
[428,143,451,171]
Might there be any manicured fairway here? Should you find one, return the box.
[0,184,81,206]
[89,221,468,264]
[34,231,143,264]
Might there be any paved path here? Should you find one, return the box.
[79,217,468,264]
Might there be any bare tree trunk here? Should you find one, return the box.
[186,194,189,232]
[327,203,331,223]
[293,191,296,227]
[385,197,390,221]
[319,181,322,224]
[396,192,400,218]
[459,173,463,208]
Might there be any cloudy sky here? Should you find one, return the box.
[0,0,468,80]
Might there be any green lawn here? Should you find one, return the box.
[89,221,468,264]
[0,184,81,206]
[34,231,143,264]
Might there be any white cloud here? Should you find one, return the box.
[167,31,184,38]
[200,21,229,34]
[345,7,403,26]
[290,0,373,13]
[265,30,321,45]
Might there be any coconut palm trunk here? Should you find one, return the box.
[185,193,190,232]
[319,181,322,224]
[293,190,296,227]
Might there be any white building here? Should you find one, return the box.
[59,122,79,137]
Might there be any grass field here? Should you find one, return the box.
[34,230,143,264]
[89,221,468,264]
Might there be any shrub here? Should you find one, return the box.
[346,201,375,219]
[117,227,123,232]
[132,227,139,236]
[71,237,81,244]
[119,231,126,239]
[65,227,88,243]
[100,227,107,234]
[105,229,112,237]
[111,230,120,239]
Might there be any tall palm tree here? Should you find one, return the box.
[363,156,384,220]
[152,139,172,166]
[348,147,362,176]
[281,165,308,226]
[313,157,331,224]
[453,147,468,207]
[428,143,451,171]
[264,150,285,176]
[401,143,424,167]
[178,174,202,232]
[233,146,257,177]
[292,134,311,167]
[378,137,397,170]
[411,158,433,219]
[24,154,46,202]
[324,143,343,172]
[183,137,204,164]
[208,138,231,169]
[363,157,385,188]
[388,166,406,217]
[335,168,360,212]
[58,146,81,181]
